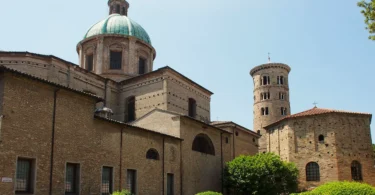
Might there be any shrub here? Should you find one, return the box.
[112,189,132,195]
[195,191,222,195]
[224,153,298,195]
[294,181,375,195]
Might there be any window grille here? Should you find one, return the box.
[101,167,113,195]
[306,162,320,181]
[65,163,79,194]
[16,158,33,193]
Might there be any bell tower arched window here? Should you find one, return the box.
[192,134,215,155]
[127,96,135,122]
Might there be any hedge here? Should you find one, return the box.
[293,181,375,195]
[195,191,223,195]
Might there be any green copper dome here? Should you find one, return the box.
[84,14,152,45]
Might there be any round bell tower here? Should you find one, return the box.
[250,61,291,152]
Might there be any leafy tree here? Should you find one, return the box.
[224,153,298,195]
[358,0,375,40]
[372,144,375,153]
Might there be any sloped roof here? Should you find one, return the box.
[0,66,104,101]
[265,107,372,128]
[210,121,261,137]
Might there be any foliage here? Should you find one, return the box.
[195,191,222,195]
[372,144,375,153]
[293,181,375,195]
[112,189,132,195]
[224,153,299,195]
[358,0,375,40]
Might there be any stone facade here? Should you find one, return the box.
[250,63,291,152]
[0,53,211,123]
[0,68,259,195]
[264,111,375,190]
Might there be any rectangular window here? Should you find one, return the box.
[110,51,122,70]
[86,54,94,71]
[138,58,146,74]
[101,167,113,195]
[167,173,174,195]
[116,5,120,13]
[16,158,34,194]
[127,96,136,122]
[188,98,197,118]
[65,163,80,195]
[127,170,136,194]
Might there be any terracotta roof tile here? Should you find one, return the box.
[210,121,232,125]
[265,107,372,128]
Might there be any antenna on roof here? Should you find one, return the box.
[313,101,318,108]
[268,52,271,63]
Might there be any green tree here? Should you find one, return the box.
[372,144,375,153]
[358,0,375,40]
[224,153,298,195]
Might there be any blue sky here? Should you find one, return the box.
[0,0,374,143]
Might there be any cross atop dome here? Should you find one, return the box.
[108,0,130,16]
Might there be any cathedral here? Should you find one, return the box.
[0,0,373,195]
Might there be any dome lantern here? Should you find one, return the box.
[108,0,130,16]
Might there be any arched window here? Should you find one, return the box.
[146,149,159,160]
[318,135,324,143]
[306,162,320,181]
[351,161,363,181]
[257,130,261,135]
[127,96,135,122]
[192,134,215,155]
